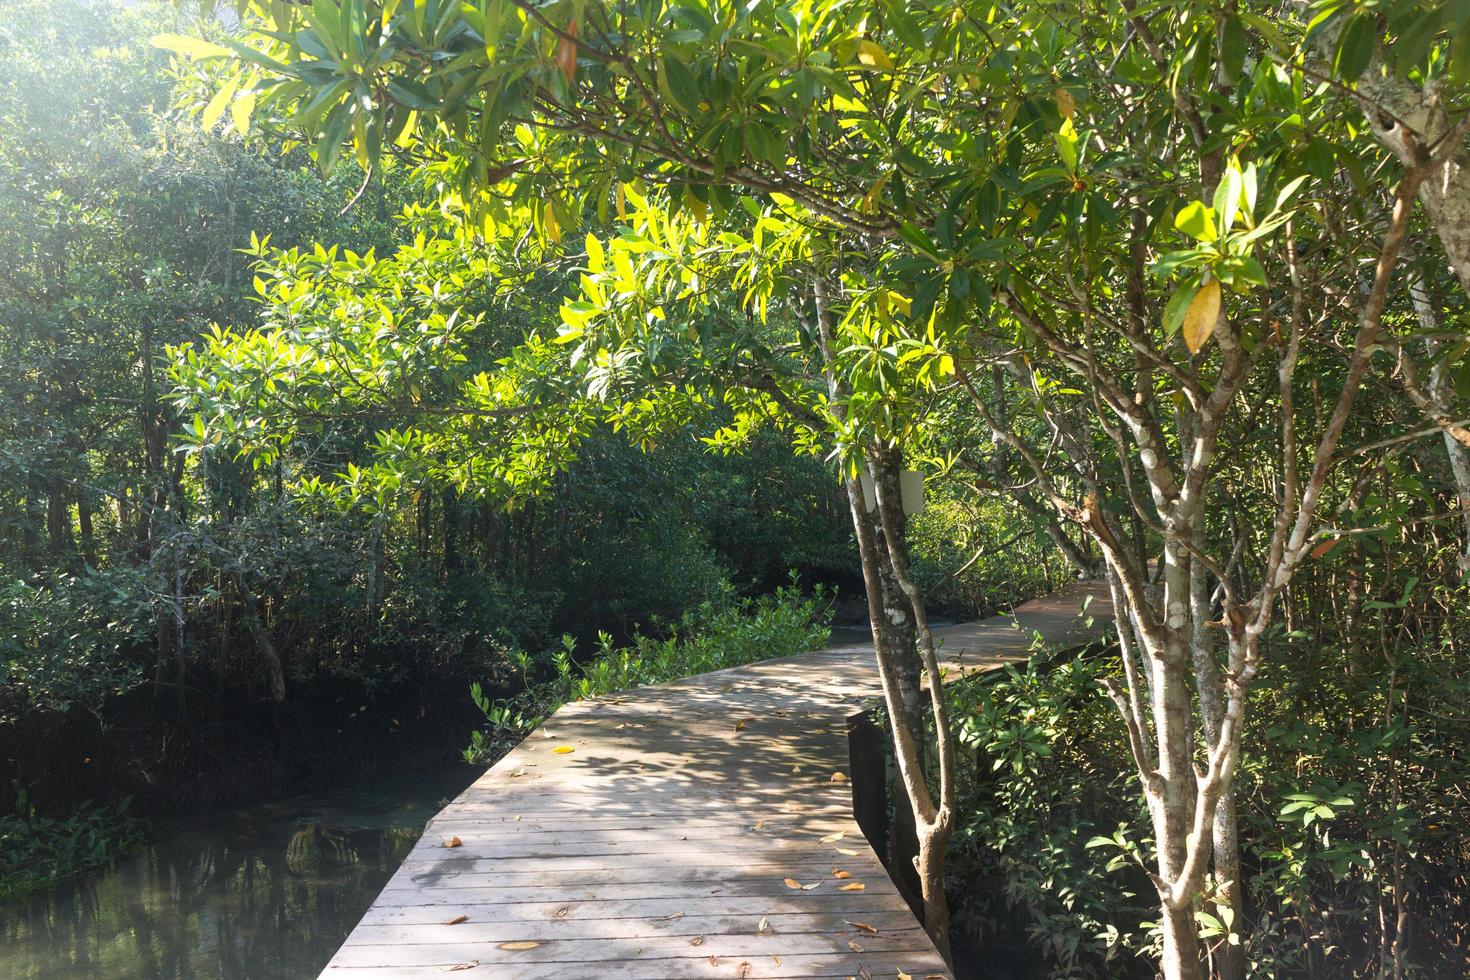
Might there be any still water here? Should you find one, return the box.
[0,762,483,979]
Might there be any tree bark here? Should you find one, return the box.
[236,576,286,703]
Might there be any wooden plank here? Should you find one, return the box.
[320,582,1110,978]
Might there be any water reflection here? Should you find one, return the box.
[0,762,482,980]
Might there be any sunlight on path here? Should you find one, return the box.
[321,583,1111,978]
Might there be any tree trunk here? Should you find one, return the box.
[809,275,949,960]
[236,577,286,703]
[77,491,98,569]
[1161,901,1205,980]
[1191,563,1245,980]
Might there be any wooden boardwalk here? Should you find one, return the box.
[322,582,1110,978]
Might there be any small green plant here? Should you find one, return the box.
[0,789,145,901]
[464,580,831,764]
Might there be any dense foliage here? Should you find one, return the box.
[0,0,853,827]
[1,0,1468,977]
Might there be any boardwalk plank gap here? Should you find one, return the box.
[322,583,1110,979]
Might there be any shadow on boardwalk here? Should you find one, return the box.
[320,582,1112,979]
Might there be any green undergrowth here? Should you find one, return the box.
[463,580,832,763]
[0,790,145,901]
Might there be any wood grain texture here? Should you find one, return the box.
[321,582,1110,978]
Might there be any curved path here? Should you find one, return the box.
[321,582,1110,978]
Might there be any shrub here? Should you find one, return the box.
[463,579,831,763]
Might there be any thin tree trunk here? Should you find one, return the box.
[1191,563,1245,980]
[77,491,97,569]
[236,576,286,703]
[1410,279,1470,576]
[809,275,947,958]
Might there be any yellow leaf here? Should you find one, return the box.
[230,90,256,136]
[201,78,239,132]
[834,846,860,856]
[552,745,575,754]
[830,772,847,783]
[443,836,463,848]
[497,941,542,950]
[1183,278,1221,354]
[783,878,802,889]
[1055,88,1077,119]
[757,916,770,933]
[839,882,866,891]
[820,831,845,843]
[846,920,879,934]
[833,870,851,879]
[542,201,562,244]
[444,914,469,925]
[855,39,893,70]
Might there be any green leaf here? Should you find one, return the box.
[660,57,702,115]
[1163,279,1202,337]
[151,33,232,59]
[1333,13,1376,83]
[1174,201,1217,242]
[1055,117,1079,174]
[202,78,240,132]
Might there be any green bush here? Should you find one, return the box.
[945,624,1470,979]
[463,580,832,764]
[0,789,144,900]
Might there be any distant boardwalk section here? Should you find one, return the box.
[322,582,1111,978]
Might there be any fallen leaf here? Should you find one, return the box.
[802,882,820,890]
[752,818,766,831]
[833,869,851,879]
[772,955,781,966]
[848,939,865,953]
[858,966,873,980]
[552,745,575,754]
[443,836,463,848]
[831,772,847,783]
[554,907,570,919]
[444,914,469,925]
[847,920,879,934]
[690,936,705,947]
[784,878,803,889]
[734,717,754,732]
[839,882,866,891]
[497,941,541,950]
[757,916,770,933]
[820,832,845,843]
[898,974,912,980]
[834,846,860,856]
[738,962,751,978]
[661,911,685,921]
[446,961,479,971]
